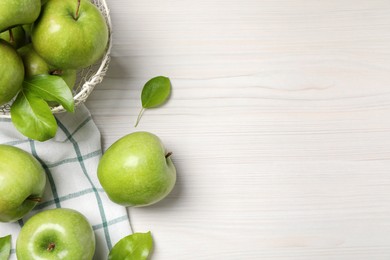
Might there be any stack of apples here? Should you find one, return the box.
[0,0,109,107]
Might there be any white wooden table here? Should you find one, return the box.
[86,0,390,259]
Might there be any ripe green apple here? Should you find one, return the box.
[0,0,41,33]
[98,131,177,207]
[16,208,96,260]
[31,0,109,70]
[0,40,25,106]
[18,44,77,89]
[0,26,26,49]
[0,145,46,222]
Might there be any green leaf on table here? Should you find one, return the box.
[0,235,11,260]
[23,74,75,112]
[108,232,153,260]
[141,76,171,108]
[10,90,57,142]
[135,76,171,127]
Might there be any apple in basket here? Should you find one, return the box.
[0,145,46,223]
[0,40,24,106]
[0,0,41,33]
[0,26,27,49]
[0,0,110,142]
[18,44,77,89]
[31,0,109,70]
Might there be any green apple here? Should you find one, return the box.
[0,26,26,49]
[98,131,177,207]
[0,40,24,106]
[0,145,46,222]
[18,44,77,89]
[16,208,96,260]
[0,0,41,33]
[31,0,108,70]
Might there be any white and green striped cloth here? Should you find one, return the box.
[0,104,132,259]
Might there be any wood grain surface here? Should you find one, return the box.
[86,0,390,259]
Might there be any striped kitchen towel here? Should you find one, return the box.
[0,104,132,259]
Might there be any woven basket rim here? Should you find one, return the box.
[0,0,112,119]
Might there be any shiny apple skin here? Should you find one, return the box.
[31,0,108,70]
[0,40,24,106]
[0,145,46,222]
[0,0,41,33]
[98,131,177,207]
[16,208,96,260]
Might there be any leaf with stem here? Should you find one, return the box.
[135,76,171,127]
[10,74,75,141]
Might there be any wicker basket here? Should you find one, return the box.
[0,0,112,118]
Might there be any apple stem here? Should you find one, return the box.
[165,152,173,158]
[8,29,14,44]
[134,108,145,128]
[27,196,43,203]
[75,0,81,20]
[47,242,56,251]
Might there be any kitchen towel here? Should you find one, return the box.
[0,104,132,259]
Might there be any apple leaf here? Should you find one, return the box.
[23,75,75,112]
[141,76,171,108]
[108,232,153,260]
[0,235,11,260]
[135,76,171,127]
[11,90,57,142]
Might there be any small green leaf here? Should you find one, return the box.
[0,235,11,260]
[11,90,57,141]
[135,76,171,127]
[141,76,171,108]
[108,232,153,260]
[23,74,75,112]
